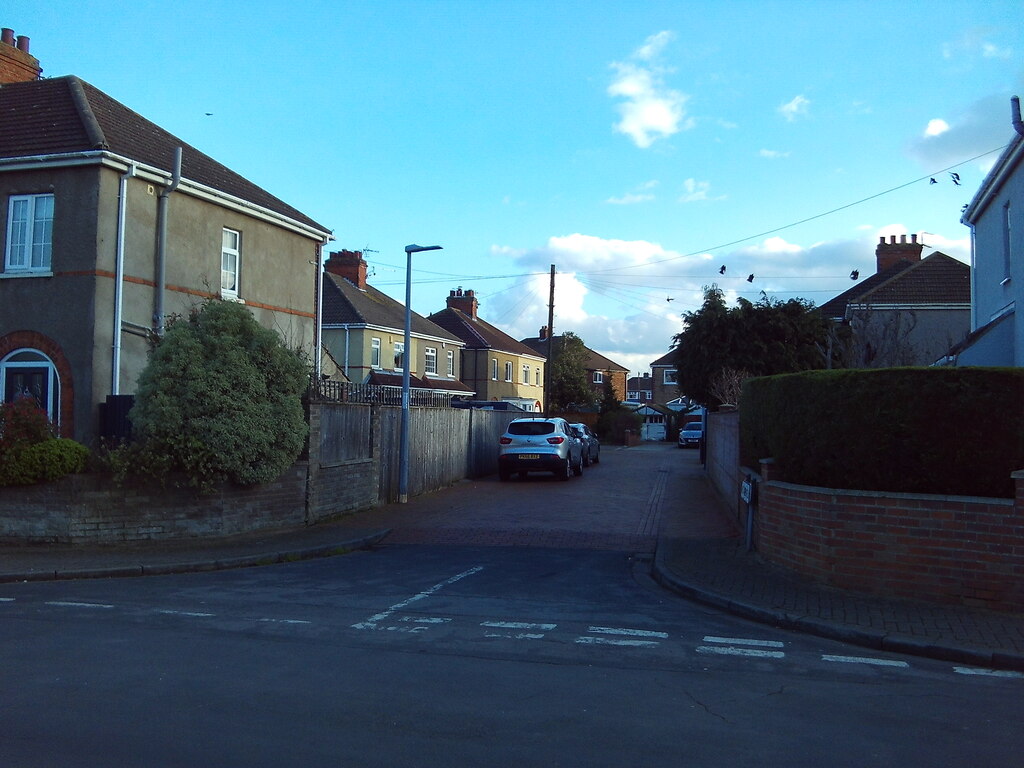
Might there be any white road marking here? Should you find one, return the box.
[576,636,660,648]
[588,626,668,639]
[484,632,546,640]
[481,621,557,631]
[697,645,785,658]
[352,566,484,630]
[954,667,1024,678]
[157,610,215,618]
[45,601,114,609]
[257,618,311,625]
[822,655,909,668]
[703,635,784,649]
[400,616,451,624]
[0,597,15,602]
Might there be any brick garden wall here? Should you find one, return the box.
[755,463,1024,612]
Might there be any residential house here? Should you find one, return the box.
[953,101,1023,366]
[519,327,629,404]
[320,250,473,400]
[626,372,653,404]
[818,235,970,368]
[0,30,332,445]
[428,287,545,411]
[650,351,680,406]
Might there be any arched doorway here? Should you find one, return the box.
[1,348,61,430]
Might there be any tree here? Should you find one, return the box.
[547,332,597,412]
[670,285,833,407]
[127,299,309,490]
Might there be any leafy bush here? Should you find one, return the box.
[0,399,59,485]
[127,299,309,491]
[1,438,90,485]
[740,367,1024,497]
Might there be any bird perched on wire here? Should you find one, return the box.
[746,274,754,283]
[719,265,726,274]
[850,269,859,280]
[950,172,961,186]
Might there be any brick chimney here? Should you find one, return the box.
[539,326,548,340]
[324,250,367,289]
[876,234,923,273]
[0,28,42,83]
[446,287,479,319]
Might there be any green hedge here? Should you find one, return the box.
[740,367,1024,498]
[0,438,89,486]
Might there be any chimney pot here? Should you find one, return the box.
[911,234,918,243]
[890,235,896,244]
[1,29,14,46]
[15,35,29,53]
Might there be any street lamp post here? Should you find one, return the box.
[399,243,442,503]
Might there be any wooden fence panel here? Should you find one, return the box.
[318,403,372,464]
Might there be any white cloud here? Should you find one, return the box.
[924,119,950,137]
[778,94,810,122]
[608,32,693,148]
[679,178,726,203]
[943,29,1013,61]
[606,180,658,205]
[908,93,1012,168]
[759,149,790,159]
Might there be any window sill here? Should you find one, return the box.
[0,270,53,279]
[220,293,245,304]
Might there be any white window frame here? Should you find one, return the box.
[593,371,604,384]
[521,364,530,384]
[491,358,498,381]
[504,361,513,382]
[424,347,437,375]
[535,368,541,386]
[5,193,54,273]
[446,349,455,377]
[0,348,60,428]
[663,369,677,385]
[370,338,381,368]
[221,228,240,298]
[393,341,405,371]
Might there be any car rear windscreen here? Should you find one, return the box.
[508,422,555,436]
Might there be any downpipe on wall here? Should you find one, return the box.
[153,147,182,337]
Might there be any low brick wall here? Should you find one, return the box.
[0,463,308,545]
[755,463,1024,612]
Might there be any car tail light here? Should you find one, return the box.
[499,437,512,444]
[547,436,565,445]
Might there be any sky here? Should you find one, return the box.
[8,1,1023,376]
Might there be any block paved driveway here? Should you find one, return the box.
[340,442,735,551]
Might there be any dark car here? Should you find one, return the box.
[570,423,601,466]
[678,421,703,448]
[498,417,584,481]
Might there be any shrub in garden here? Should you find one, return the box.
[127,299,309,491]
[0,400,87,486]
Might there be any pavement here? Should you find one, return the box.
[2,445,1023,672]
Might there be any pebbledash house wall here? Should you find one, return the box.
[703,413,1024,612]
[0,401,516,545]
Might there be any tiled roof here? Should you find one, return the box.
[817,252,969,318]
[519,335,629,372]
[428,307,543,357]
[367,370,474,394]
[650,351,675,366]
[322,273,462,343]
[0,76,328,233]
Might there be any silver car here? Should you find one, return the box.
[570,423,600,466]
[498,417,584,481]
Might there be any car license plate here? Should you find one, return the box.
[518,454,541,460]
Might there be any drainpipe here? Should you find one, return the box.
[314,242,324,381]
[112,162,136,393]
[1012,96,1024,137]
[154,147,182,337]
[344,326,350,378]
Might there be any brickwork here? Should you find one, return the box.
[755,465,1024,612]
[0,464,308,544]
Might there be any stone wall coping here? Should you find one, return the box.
[757,477,1014,507]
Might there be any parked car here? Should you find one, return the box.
[678,421,703,448]
[498,417,584,481]
[570,423,601,466]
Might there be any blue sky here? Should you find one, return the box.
[9,1,1023,375]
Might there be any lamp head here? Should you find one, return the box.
[405,244,443,254]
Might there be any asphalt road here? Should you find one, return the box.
[1,445,1021,766]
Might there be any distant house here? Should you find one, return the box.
[428,288,545,411]
[649,351,680,406]
[519,327,629,404]
[626,372,653,404]
[320,250,473,400]
[818,235,970,368]
[954,105,1023,367]
[0,31,332,445]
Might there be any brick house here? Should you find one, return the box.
[0,30,332,445]
[818,235,971,367]
[320,250,473,399]
[649,351,680,406]
[519,327,629,404]
[428,288,545,410]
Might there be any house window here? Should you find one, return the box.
[1003,201,1013,282]
[221,228,240,298]
[5,194,54,273]
[663,369,677,385]
[535,368,541,386]
[394,341,405,371]
[593,371,603,384]
[447,350,454,377]
[522,364,530,384]
[425,347,437,375]
[504,361,513,382]
[1,349,60,427]
[491,358,498,380]
[370,338,381,368]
